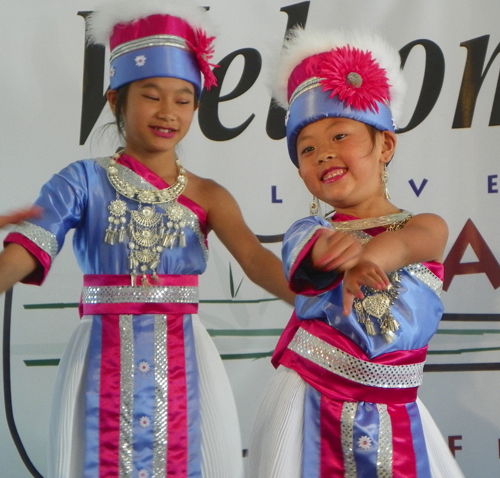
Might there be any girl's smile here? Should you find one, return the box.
[321,167,347,183]
[150,126,177,139]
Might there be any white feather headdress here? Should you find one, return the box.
[87,0,215,46]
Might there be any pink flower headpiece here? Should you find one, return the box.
[318,46,391,113]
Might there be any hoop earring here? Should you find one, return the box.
[309,196,319,216]
[381,164,391,199]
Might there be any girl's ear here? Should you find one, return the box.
[107,89,119,114]
[380,130,397,164]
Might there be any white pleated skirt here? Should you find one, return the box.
[248,367,465,478]
[47,315,243,478]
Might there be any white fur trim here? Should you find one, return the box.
[87,0,215,46]
[273,28,407,126]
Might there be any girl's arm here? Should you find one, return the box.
[0,243,39,295]
[342,213,448,315]
[203,181,295,305]
[0,207,41,229]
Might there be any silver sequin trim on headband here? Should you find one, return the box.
[289,77,323,107]
[404,263,443,297]
[12,222,58,260]
[110,34,190,62]
[82,285,199,304]
[288,328,425,388]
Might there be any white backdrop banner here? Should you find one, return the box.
[1,1,500,477]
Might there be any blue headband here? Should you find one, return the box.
[110,45,202,97]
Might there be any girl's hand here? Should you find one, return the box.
[342,260,390,316]
[0,206,41,229]
[310,229,362,272]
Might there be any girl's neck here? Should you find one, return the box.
[122,147,179,184]
[332,198,400,219]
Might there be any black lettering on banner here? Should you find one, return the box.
[266,1,311,140]
[198,48,262,141]
[397,40,445,134]
[452,35,500,128]
[78,11,107,146]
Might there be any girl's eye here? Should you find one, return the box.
[300,146,314,155]
[333,133,346,141]
[143,95,159,101]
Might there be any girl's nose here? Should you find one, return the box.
[318,153,335,164]
[157,105,175,121]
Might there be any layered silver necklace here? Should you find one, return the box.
[104,151,188,286]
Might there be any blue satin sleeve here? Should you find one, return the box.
[15,161,90,257]
[295,267,443,357]
[282,216,341,294]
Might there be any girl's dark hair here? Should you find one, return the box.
[113,83,130,139]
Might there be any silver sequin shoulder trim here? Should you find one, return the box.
[288,328,425,389]
[82,285,199,304]
[404,263,443,297]
[12,222,58,260]
[289,225,325,275]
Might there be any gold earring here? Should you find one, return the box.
[381,164,390,199]
[309,196,319,216]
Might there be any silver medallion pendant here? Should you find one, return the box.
[353,270,401,343]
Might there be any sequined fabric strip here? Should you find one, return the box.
[376,404,393,478]
[119,315,134,477]
[111,35,190,62]
[12,222,58,259]
[97,157,209,262]
[82,285,199,304]
[404,263,443,297]
[341,402,358,478]
[153,315,168,477]
[288,328,424,388]
[289,225,324,274]
[289,77,322,105]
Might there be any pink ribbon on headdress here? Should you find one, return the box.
[186,28,219,90]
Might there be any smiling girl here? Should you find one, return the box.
[249,29,464,478]
[0,1,293,477]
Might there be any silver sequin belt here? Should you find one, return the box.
[288,328,425,389]
[82,285,199,305]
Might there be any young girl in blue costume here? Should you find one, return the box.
[0,1,294,477]
[249,29,464,478]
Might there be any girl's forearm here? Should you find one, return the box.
[0,243,38,294]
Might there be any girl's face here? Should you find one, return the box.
[296,117,396,215]
[108,77,196,160]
